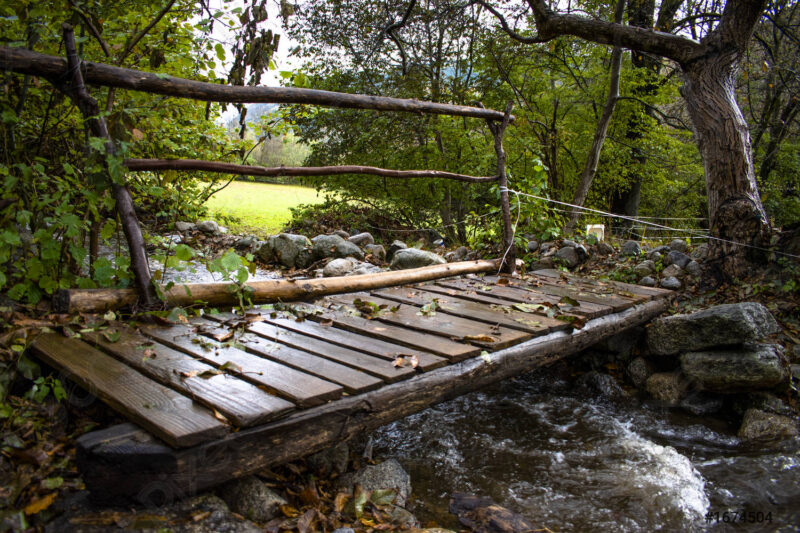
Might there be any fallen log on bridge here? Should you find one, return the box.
[54,259,500,313]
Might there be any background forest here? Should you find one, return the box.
[1,0,799,305]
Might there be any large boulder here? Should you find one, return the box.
[386,240,407,261]
[256,233,312,269]
[680,344,787,393]
[647,302,780,356]
[217,476,287,523]
[338,459,411,507]
[621,240,641,256]
[312,234,364,261]
[348,232,375,247]
[554,246,580,269]
[737,409,798,441]
[665,250,691,269]
[390,248,446,270]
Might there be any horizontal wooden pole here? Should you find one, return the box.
[123,159,499,183]
[53,260,501,314]
[75,298,670,504]
[0,47,512,121]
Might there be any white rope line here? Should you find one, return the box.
[498,184,521,274]
[508,188,800,260]
[365,207,502,234]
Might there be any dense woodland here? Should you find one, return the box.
[0,0,798,302]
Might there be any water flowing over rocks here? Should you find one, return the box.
[390,248,446,270]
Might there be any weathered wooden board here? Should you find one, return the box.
[327,293,532,350]
[194,317,395,389]
[436,279,611,318]
[31,333,226,448]
[483,275,639,311]
[531,269,671,300]
[373,286,569,334]
[143,324,342,407]
[251,314,446,371]
[81,327,294,427]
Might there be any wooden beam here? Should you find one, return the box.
[0,47,512,121]
[53,259,501,314]
[123,159,499,183]
[75,298,669,504]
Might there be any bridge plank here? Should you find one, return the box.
[483,275,639,311]
[81,327,294,427]
[143,324,342,407]
[531,269,671,300]
[195,317,396,388]
[30,333,226,448]
[436,279,611,318]
[373,286,569,334]
[250,314,446,371]
[327,293,532,350]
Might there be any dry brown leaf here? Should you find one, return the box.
[191,510,211,522]
[333,491,350,513]
[319,319,333,327]
[142,348,157,359]
[463,334,498,343]
[495,277,511,286]
[297,509,317,533]
[299,482,320,506]
[279,504,300,518]
[211,330,233,342]
[24,492,56,515]
[212,409,230,424]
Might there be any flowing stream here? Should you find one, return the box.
[370,368,800,532]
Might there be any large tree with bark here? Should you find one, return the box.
[482,0,771,280]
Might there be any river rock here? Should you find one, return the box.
[621,240,641,256]
[691,243,709,261]
[555,246,580,268]
[647,302,780,356]
[639,276,656,287]
[731,391,795,417]
[596,241,615,255]
[660,276,681,290]
[669,239,688,253]
[235,236,257,249]
[312,234,365,261]
[348,232,374,246]
[338,458,411,506]
[364,244,386,261]
[577,371,627,399]
[664,250,692,269]
[387,240,407,261]
[390,248,446,270]
[352,262,383,275]
[540,241,558,255]
[307,442,349,476]
[323,258,357,277]
[738,409,798,441]
[634,260,656,278]
[449,493,539,533]
[444,246,469,263]
[680,344,787,393]
[531,256,556,270]
[662,264,683,278]
[197,220,220,234]
[175,221,196,232]
[257,233,313,268]
[685,260,702,277]
[647,250,662,262]
[526,240,539,252]
[598,327,644,359]
[217,475,287,523]
[561,239,579,248]
[627,356,653,388]
[388,505,419,528]
[679,391,724,416]
[652,245,671,255]
[645,372,688,405]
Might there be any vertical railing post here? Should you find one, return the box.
[487,102,515,274]
[61,24,155,306]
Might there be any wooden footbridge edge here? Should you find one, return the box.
[75,298,669,505]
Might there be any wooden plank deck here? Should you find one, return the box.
[28,273,673,502]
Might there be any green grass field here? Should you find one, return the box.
[203,181,326,236]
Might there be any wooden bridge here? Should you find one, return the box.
[30,270,671,503]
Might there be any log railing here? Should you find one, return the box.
[1,33,517,308]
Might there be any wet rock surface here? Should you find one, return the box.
[338,459,412,507]
[738,409,798,441]
[680,344,787,393]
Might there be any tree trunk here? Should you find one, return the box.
[682,54,770,279]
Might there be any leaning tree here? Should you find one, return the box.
[481,0,771,280]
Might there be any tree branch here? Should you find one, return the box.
[473,0,548,44]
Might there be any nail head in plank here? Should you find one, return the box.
[30,333,226,448]
[81,327,294,427]
[142,324,342,407]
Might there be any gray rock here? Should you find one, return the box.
[691,243,709,261]
[333,529,356,533]
[646,372,688,405]
[323,258,356,277]
[652,245,671,254]
[647,302,780,356]
[175,221,196,232]
[390,248,446,270]
[351,262,383,275]
[669,239,688,253]
[218,225,228,234]
[257,233,312,268]
[388,505,419,528]
[596,242,615,255]
[660,276,681,290]
[387,240,407,261]
[312,234,365,261]
[634,260,656,278]
[665,250,692,269]
[235,236,257,249]
[445,246,469,263]
[598,327,644,359]
[680,344,787,393]
[365,244,386,262]
[348,232,375,247]
[531,256,556,270]
[731,391,795,417]
[338,459,411,506]
[577,371,627,399]
[540,241,558,254]
[738,409,798,441]
[621,240,641,256]
[685,260,702,277]
[217,476,286,523]
[333,230,350,239]
[647,250,662,262]
[555,246,580,268]
[197,220,220,234]
[307,442,349,476]
[639,276,656,287]
[679,391,724,416]
[561,239,579,248]
[627,357,653,388]
[662,264,683,278]
[526,240,539,252]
